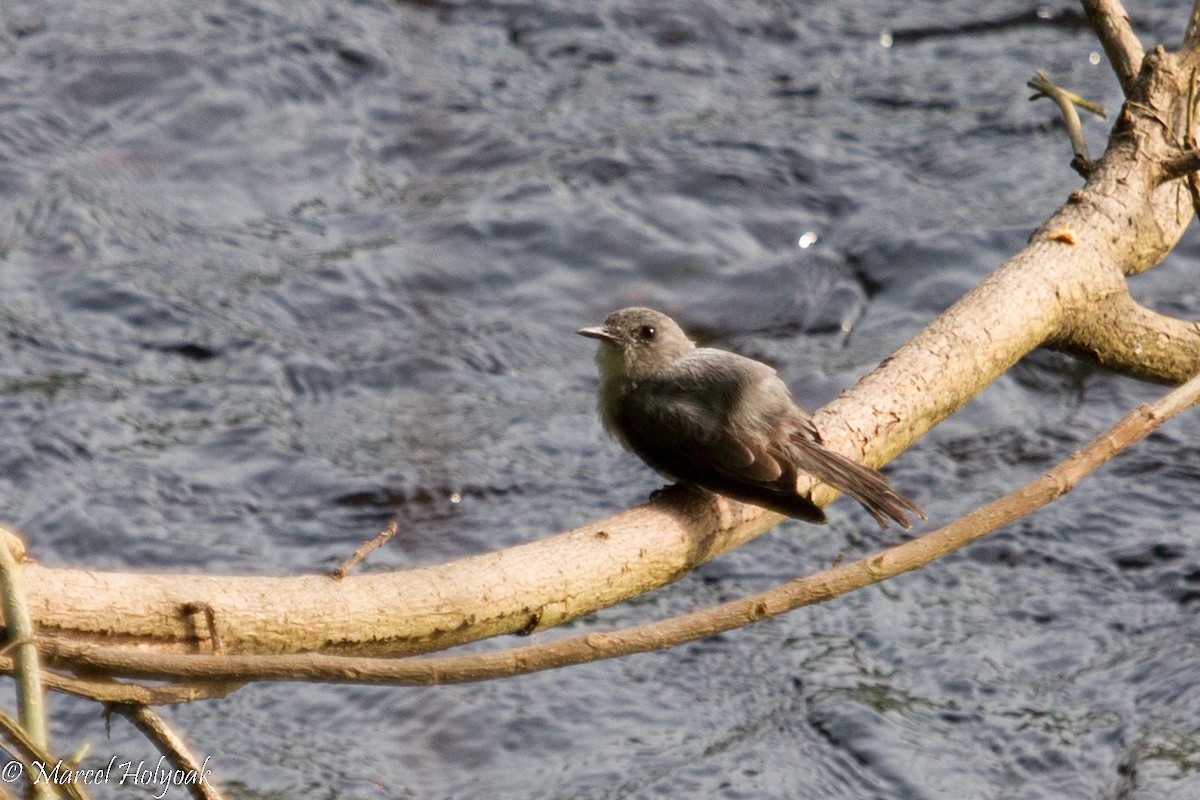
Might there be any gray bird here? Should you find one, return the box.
[577,307,925,528]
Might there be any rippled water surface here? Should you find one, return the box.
[3,0,1200,797]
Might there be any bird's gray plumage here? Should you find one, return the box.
[578,307,925,528]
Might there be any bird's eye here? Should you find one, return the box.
[638,325,656,341]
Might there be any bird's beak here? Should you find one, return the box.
[577,326,619,343]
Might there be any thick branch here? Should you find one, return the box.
[1051,289,1200,383]
[3,496,783,659]
[35,371,1200,686]
[6,17,1200,670]
[11,144,1199,663]
[1082,0,1145,94]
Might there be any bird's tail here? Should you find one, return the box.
[788,434,926,529]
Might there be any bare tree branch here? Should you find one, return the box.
[35,370,1200,687]
[11,40,1200,663]
[0,536,49,756]
[1,495,781,660]
[4,1,1200,699]
[0,705,89,800]
[1028,69,1107,176]
[0,662,243,706]
[1082,0,1145,94]
[107,706,224,800]
[1052,289,1200,383]
[331,520,399,580]
[1160,147,1200,181]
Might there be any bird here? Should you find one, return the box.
[577,307,925,528]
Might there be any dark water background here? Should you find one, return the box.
[2,0,1200,797]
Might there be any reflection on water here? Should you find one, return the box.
[1,0,1199,797]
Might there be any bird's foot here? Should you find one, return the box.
[649,482,707,504]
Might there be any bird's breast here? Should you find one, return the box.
[595,377,636,449]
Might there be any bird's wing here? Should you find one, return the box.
[617,350,795,487]
[613,349,922,527]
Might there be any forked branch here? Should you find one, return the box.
[35,371,1200,686]
[4,0,1200,697]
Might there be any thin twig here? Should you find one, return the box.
[331,520,399,580]
[0,705,89,800]
[0,536,50,754]
[0,659,242,706]
[107,706,224,800]
[1028,71,1107,117]
[37,371,1200,686]
[1187,69,1198,150]
[1183,69,1200,215]
[1028,70,1106,176]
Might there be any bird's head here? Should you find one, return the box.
[577,307,695,384]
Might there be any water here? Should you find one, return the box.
[2,0,1199,797]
